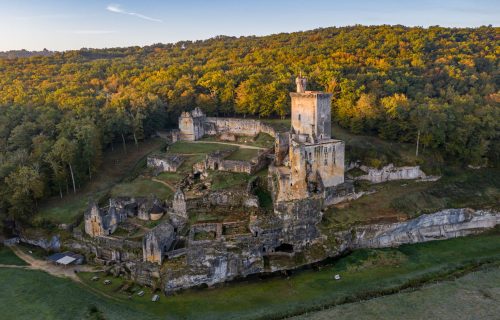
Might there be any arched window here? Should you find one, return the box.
[298,114,301,121]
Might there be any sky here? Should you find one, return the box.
[0,0,498,51]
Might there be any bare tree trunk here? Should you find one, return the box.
[416,129,420,157]
[59,185,63,199]
[68,163,76,194]
[133,132,138,146]
[121,134,127,153]
[88,163,92,180]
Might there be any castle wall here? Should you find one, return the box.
[274,132,290,166]
[147,155,184,173]
[143,223,175,265]
[303,140,345,188]
[205,117,277,138]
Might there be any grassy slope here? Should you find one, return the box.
[226,148,259,160]
[37,139,165,224]
[110,177,173,199]
[324,167,500,231]
[0,245,27,265]
[293,265,500,320]
[0,268,144,320]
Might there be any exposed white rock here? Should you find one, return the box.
[351,208,499,248]
[356,163,428,183]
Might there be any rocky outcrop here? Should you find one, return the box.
[19,234,61,251]
[348,208,499,248]
[355,164,427,183]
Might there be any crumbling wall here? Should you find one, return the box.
[274,132,290,166]
[356,164,426,183]
[147,154,184,173]
[143,223,175,265]
[186,190,259,209]
[205,117,277,138]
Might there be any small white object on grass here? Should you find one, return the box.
[334,274,341,280]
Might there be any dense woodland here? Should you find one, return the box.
[0,25,498,222]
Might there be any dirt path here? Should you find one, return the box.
[6,246,125,302]
[9,246,97,282]
[152,178,176,191]
[192,141,267,150]
[0,264,29,269]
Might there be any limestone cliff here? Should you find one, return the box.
[346,208,499,248]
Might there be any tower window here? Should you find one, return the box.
[298,114,301,121]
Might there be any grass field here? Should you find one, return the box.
[110,177,173,199]
[200,133,275,148]
[168,141,235,154]
[4,228,485,320]
[0,245,27,266]
[226,148,259,160]
[209,170,252,190]
[293,265,500,320]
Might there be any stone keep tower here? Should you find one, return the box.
[290,76,332,141]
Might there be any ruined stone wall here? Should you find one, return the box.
[179,110,205,141]
[274,132,290,166]
[69,234,142,263]
[185,190,259,209]
[147,156,184,173]
[356,164,426,183]
[323,181,355,206]
[288,141,309,200]
[303,141,345,188]
[204,149,270,175]
[143,223,175,265]
[205,117,277,138]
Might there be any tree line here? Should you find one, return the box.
[0,25,498,222]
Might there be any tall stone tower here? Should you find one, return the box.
[290,76,332,141]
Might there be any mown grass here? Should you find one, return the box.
[0,245,27,266]
[110,177,173,199]
[168,141,236,154]
[236,133,275,148]
[209,170,252,191]
[292,265,500,320]
[69,229,500,320]
[226,148,259,160]
[0,268,145,320]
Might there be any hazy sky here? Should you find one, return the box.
[0,0,498,51]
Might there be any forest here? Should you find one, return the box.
[0,25,498,222]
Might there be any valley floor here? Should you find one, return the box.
[292,266,500,320]
[0,228,499,320]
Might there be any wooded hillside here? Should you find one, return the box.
[0,25,498,221]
